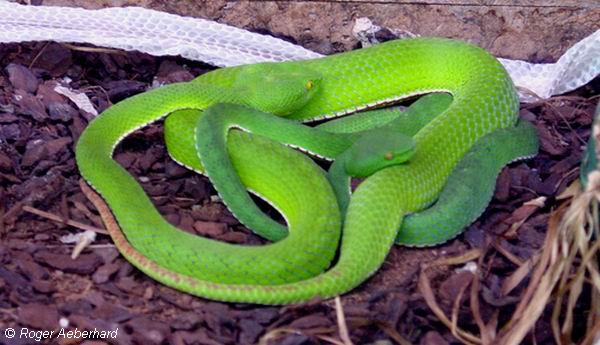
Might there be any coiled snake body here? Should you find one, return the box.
[76,38,537,304]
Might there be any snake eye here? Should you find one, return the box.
[384,152,394,160]
[305,80,314,90]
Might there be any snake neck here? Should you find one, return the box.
[283,38,516,122]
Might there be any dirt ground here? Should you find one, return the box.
[1,2,599,345]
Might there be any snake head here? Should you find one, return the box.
[344,130,416,178]
[234,62,322,116]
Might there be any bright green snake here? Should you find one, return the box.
[76,38,538,304]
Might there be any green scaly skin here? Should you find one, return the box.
[580,103,600,188]
[77,38,522,304]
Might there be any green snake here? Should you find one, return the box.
[76,38,538,304]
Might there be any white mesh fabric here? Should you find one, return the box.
[0,1,322,67]
[498,30,599,100]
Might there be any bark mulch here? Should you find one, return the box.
[0,40,598,345]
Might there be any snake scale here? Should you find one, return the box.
[76,38,538,304]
